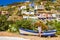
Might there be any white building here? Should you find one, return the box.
[20,6,26,10]
[23,16,38,20]
[34,5,45,10]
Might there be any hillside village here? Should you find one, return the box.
[0,0,60,21]
[0,0,60,40]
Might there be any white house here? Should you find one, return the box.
[20,6,26,9]
[34,5,45,10]
[1,11,8,15]
[52,14,56,17]
[23,16,38,20]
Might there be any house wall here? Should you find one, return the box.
[1,11,8,15]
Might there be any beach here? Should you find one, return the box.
[0,32,60,40]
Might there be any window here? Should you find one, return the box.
[59,15,60,18]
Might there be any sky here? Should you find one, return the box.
[0,0,29,6]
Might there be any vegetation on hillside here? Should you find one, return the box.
[0,0,60,35]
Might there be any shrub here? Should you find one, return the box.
[46,20,60,35]
[55,21,60,35]
[8,23,19,33]
[45,7,52,11]
[15,19,36,30]
[0,15,8,31]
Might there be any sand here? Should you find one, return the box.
[0,32,60,40]
[0,36,29,40]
